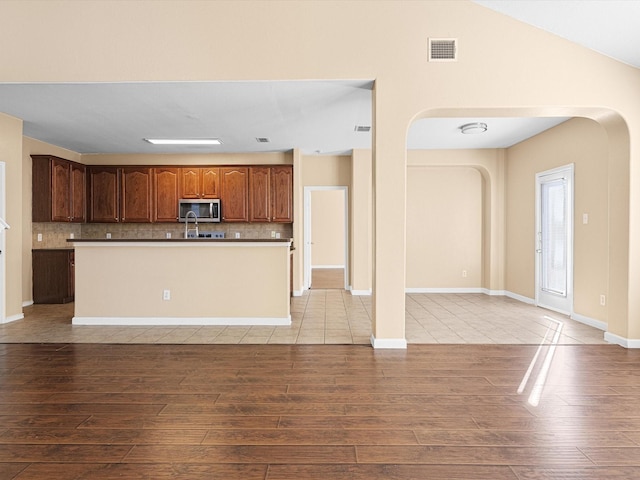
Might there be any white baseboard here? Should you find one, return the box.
[370,334,407,349]
[351,289,372,296]
[604,331,640,348]
[571,312,607,331]
[292,290,304,297]
[22,300,34,307]
[2,313,24,324]
[505,290,535,305]
[481,288,506,296]
[405,287,483,294]
[72,316,292,326]
[312,265,345,269]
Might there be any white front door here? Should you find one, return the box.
[535,164,574,315]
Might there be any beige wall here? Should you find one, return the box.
[310,189,345,267]
[406,166,482,289]
[3,0,640,343]
[1,113,23,320]
[506,117,609,323]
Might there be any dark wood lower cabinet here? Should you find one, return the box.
[32,249,75,304]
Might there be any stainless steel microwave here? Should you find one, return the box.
[178,199,221,223]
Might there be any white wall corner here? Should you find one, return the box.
[571,312,607,331]
[604,332,640,349]
[370,334,407,349]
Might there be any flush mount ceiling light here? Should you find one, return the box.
[460,122,487,134]
[144,138,222,145]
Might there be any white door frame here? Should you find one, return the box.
[0,162,7,324]
[303,186,349,290]
[535,163,574,315]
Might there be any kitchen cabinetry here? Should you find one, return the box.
[32,249,75,304]
[220,167,249,222]
[121,167,153,222]
[32,155,86,223]
[154,167,180,222]
[180,167,220,199]
[249,166,293,223]
[270,166,293,223]
[87,166,153,223]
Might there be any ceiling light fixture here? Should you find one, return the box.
[460,122,487,134]
[144,138,222,145]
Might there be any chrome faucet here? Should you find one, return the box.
[184,210,199,238]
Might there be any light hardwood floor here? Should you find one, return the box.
[0,342,639,479]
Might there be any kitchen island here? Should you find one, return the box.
[69,239,291,325]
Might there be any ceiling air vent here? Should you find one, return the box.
[428,38,457,62]
[354,125,371,132]
[255,137,270,143]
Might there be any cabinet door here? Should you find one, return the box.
[87,167,119,223]
[32,249,74,304]
[220,167,248,222]
[51,158,71,222]
[201,167,220,198]
[154,167,180,222]
[121,167,153,223]
[179,167,201,199]
[249,167,270,222]
[70,163,86,222]
[271,166,293,223]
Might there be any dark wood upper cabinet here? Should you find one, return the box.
[180,167,220,199]
[249,167,270,222]
[154,167,180,222]
[87,166,153,223]
[87,166,119,223]
[32,155,85,223]
[120,167,153,223]
[248,166,293,223]
[220,167,248,222]
[270,166,293,223]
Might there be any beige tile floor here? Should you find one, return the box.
[1,292,607,345]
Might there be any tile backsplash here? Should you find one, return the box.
[33,222,293,248]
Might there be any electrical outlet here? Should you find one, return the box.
[600,294,606,306]
[69,233,74,239]
[106,233,111,239]
[235,232,240,239]
[583,213,589,224]
[166,232,172,239]
[163,290,171,301]
[37,233,42,242]
[271,231,276,238]
[462,270,467,278]
[276,232,281,239]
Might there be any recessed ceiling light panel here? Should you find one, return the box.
[144,138,222,145]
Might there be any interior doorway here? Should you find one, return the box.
[535,164,574,315]
[303,186,349,290]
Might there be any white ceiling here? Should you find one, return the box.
[0,1,635,156]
